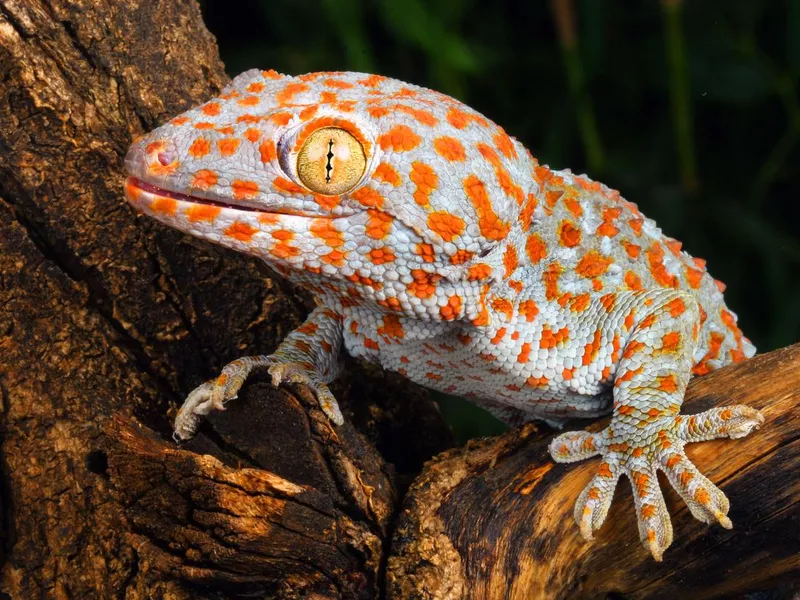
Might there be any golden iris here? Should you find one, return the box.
[296,127,366,195]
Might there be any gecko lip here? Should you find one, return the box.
[126,177,258,212]
[125,177,331,217]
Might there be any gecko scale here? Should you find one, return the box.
[124,69,764,561]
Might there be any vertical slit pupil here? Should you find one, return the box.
[325,140,335,183]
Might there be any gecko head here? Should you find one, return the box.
[125,69,535,319]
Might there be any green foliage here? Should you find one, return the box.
[201,0,800,438]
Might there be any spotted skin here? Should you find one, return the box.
[124,69,763,561]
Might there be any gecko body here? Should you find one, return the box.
[124,69,763,560]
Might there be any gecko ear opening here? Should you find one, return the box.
[296,127,367,195]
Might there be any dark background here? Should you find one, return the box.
[199,0,800,437]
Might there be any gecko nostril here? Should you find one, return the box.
[157,151,173,166]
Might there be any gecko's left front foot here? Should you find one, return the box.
[173,354,343,441]
[549,405,764,560]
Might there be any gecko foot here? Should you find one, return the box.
[549,404,764,561]
[173,355,343,441]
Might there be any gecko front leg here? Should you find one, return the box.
[174,306,344,440]
[548,291,763,560]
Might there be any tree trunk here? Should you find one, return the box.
[0,0,450,597]
[0,1,796,598]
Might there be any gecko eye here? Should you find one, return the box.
[296,127,366,195]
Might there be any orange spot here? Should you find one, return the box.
[446,106,476,129]
[351,187,385,209]
[576,250,612,278]
[416,243,435,263]
[246,82,265,93]
[491,297,513,320]
[494,131,518,159]
[519,300,539,322]
[225,222,258,242]
[275,82,309,104]
[639,313,657,329]
[582,330,602,366]
[491,328,507,345]
[259,139,277,163]
[517,342,531,363]
[299,105,319,121]
[463,175,510,241]
[468,263,492,280]
[191,169,218,190]
[232,180,259,200]
[625,271,643,291]
[661,332,681,352]
[407,269,441,299]
[597,463,613,478]
[185,204,221,223]
[365,209,393,239]
[503,245,518,277]
[394,104,438,126]
[558,220,582,247]
[617,366,643,383]
[623,241,641,259]
[359,74,387,87]
[686,266,704,289]
[237,95,260,107]
[666,297,686,317]
[244,128,261,142]
[189,138,210,158]
[508,279,524,294]
[622,340,645,359]
[543,263,562,301]
[526,375,549,387]
[170,116,190,125]
[378,124,422,152]
[525,233,547,264]
[373,163,401,186]
[694,488,710,505]
[193,121,215,130]
[521,194,537,230]
[647,243,679,288]
[428,212,466,242]
[562,368,574,380]
[450,249,473,265]
[657,374,679,393]
[440,295,463,320]
[201,102,221,116]
[217,138,241,157]
[324,78,355,89]
[274,177,306,195]
[368,247,395,265]
[553,195,577,219]
[596,207,622,237]
[434,136,466,162]
[641,504,656,518]
[314,193,341,211]
[410,161,438,207]
[540,325,570,349]
[310,219,344,248]
[151,197,177,215]
[378,314,405,339]
[632,472,650,497]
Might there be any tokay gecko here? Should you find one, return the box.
[124,69,764,561]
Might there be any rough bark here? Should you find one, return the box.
[0,0,450,597]
[0,0,796,598]
[387,343,800,600]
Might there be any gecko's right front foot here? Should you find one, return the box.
[173,355,343,441]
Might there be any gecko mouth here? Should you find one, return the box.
[127,178,261,212]
[125,177,333,217]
